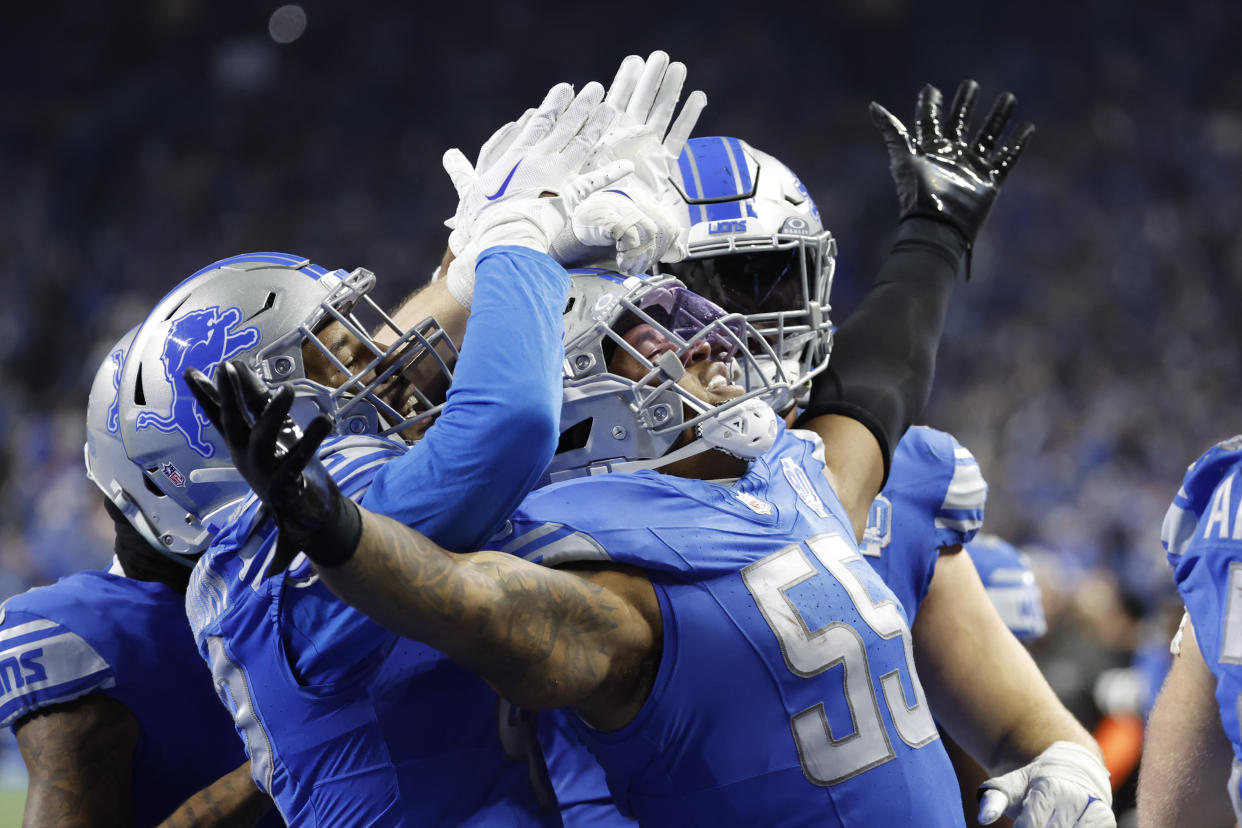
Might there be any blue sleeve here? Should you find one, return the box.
[361,246,568,551]
[0,606,114,729]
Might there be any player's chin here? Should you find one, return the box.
[699,383,746,406]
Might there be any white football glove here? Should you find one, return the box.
[978,741,1115,828]
[443,107,538,256]
[600,51,706,196]
[544,52,705,274]
[555,188,682,276]
[440,81,632,307]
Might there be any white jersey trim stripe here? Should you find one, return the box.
[504,524,565,557]
[934,516,985,533]
[942,461,987,512]
[534,533,612,566]
[0,619,58,645]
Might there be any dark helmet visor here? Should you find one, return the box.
[660,247,808,317]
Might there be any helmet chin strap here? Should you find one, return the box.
[589,398,780,476]
[591,434,718,476]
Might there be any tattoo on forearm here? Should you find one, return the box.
[158,761,272,828]
[16,695,138,827]
[317,510,634,703]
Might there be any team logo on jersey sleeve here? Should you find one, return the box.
[135,306,260,458]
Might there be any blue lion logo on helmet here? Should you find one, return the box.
[135,306,260,458]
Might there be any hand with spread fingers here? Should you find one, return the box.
[555,50,708,274]
[441,52,706,290]
[184,361,361,569]
[870,79,1034,245]
[438,81,632,307]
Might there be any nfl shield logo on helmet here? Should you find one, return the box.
[160,461,187,488]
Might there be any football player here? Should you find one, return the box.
[190,80,1115,827]
[106,67,695,825]
[1136,436,1242,827]
[660,134,1104,825]
[0,329,276,827]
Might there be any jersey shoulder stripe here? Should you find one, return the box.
[0,613,113,727]
[933,438,987,536]
[495,521,612,564]
[884,427,988,543]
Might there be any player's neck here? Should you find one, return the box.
[660,447,748,481]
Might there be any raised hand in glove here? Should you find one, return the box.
[439,81,633,307]
[184,361,362,570]
[978,741,1115,828]
[871,79,1034,245]
[599,50,705,199]
[550,50,707,274]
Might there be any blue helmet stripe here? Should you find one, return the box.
[705,201,743,221]
[688,137,738,199]
[698,138,743,220]
[724,137,753,195]
[681,137,753,221]
[194,252,324,280]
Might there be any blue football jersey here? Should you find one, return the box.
[538,710,627,827]
[965,534,1046,642]
[182,246,592,825]
[0,569,258,827]
[860,426,987,622]
[1162,435,1242,821]
[187,435,563,826]
[501,422,964,826]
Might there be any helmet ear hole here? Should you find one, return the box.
[246,292,278,321]
[556,418,594,455]
[142,471,168,498]
[162,296,189,322]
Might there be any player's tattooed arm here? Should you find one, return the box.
[316,507,659,730]
[15,694,139,828]
[158,760,274,828]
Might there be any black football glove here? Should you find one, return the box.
[870,79,1034,247]
[184,360,362,571]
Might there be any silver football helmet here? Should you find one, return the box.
[548,270,791,482]
[114,251,453,555]
[655,136,836,403]
[84,327,188,561]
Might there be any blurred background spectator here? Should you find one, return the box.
[2,0,1238,821]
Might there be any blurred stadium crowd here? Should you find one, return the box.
[2,0,1241,818]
